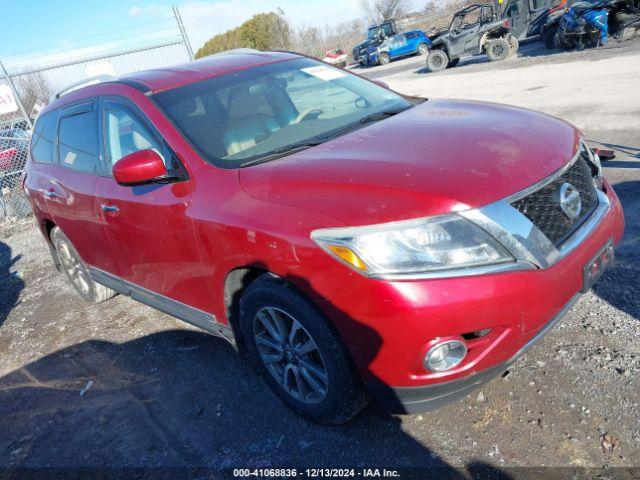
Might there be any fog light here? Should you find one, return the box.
[424,339,467,372]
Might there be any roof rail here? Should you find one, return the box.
[52,75,118,100]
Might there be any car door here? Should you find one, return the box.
[46,100,118,274]
[94,96,213,313]
[24,110,58,227]
[450,7,484,54]
[392,33,413,57]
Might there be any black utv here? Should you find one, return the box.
[426,4,519,72]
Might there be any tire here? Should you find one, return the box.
[447,57,460,68]
[508,35,519,55]
[239,275,368,424]
[544,25,558,49]
[416,42,429,56]
[50,227,116,303]
[378,52,391,65]
[426,49,449,72]
[486,38,510,61]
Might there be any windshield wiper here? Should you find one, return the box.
[358,110,400,125]
[320,109,406,142]
[239,109,406,168]
[239,141,323,167]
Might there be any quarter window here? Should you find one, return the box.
[58,109,100,173]
[31,111,57,164]
[104,106,163,169]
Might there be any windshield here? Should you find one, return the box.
[153,58,412,168]
[367,27,380,39]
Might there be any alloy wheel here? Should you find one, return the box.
[57,239,92,296]
[253,306,329,404]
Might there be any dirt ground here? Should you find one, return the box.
[1,40,639,477]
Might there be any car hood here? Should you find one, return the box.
[239,99,580,227]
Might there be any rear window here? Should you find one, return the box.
[31,111,57,164]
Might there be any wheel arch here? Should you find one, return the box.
[223,266,268,342]
[480,28,509,50]
[42,219,63,272]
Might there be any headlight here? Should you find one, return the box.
[311,214,514,279]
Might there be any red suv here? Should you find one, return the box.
[24,50,624,423]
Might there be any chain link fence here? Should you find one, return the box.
[0,8,193,223]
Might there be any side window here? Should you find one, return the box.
[104,105,163,170]
[31,111,57,164]
[58,108,100,173]
[482,5,494,22]
[461,8,481,27]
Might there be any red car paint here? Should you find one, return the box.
[24,51,624,407]
[0,147,18,171]
[112,149,167,185]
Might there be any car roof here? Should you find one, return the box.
[43,50,302,115]
[121,49,300,94]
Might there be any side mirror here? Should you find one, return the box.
[373,79,390,89]
[113,149,168,186]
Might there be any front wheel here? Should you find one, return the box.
[51,227,116,303]
[416,43,429,56]
[239,276,368,424]
[426,50,449,72]
[486,38,511,61]
[378,52,391,65]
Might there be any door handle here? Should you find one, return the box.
[44,190,59,198]
[100,203,120,213]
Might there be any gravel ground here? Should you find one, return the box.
[1,40,639,477]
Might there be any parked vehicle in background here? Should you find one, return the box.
[555,1,610,49]
[426,4,518,72]
[352,19,398,65]
[546,0,640,49]
[322,49,348,68]
[362,30,431,66]
[24,50,624,424]
[541,2,571,47]
[0,127,30,174]
[496,0,567,42]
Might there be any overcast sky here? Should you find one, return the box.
[1,0,426,71]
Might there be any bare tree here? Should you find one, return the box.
[14,71,52,116]
[360,0,412,23]
[292,19,365,60]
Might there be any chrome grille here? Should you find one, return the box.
[511,156,599,246]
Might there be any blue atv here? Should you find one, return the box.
[556,1,610,49]
[553,0,640,49]
[362,31,432,66]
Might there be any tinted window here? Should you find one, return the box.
[58,108,100,173]
[31,111,57,164]
[104,105,163,169]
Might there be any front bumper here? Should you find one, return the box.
[369,294,580,413]
[318,181,624,411]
